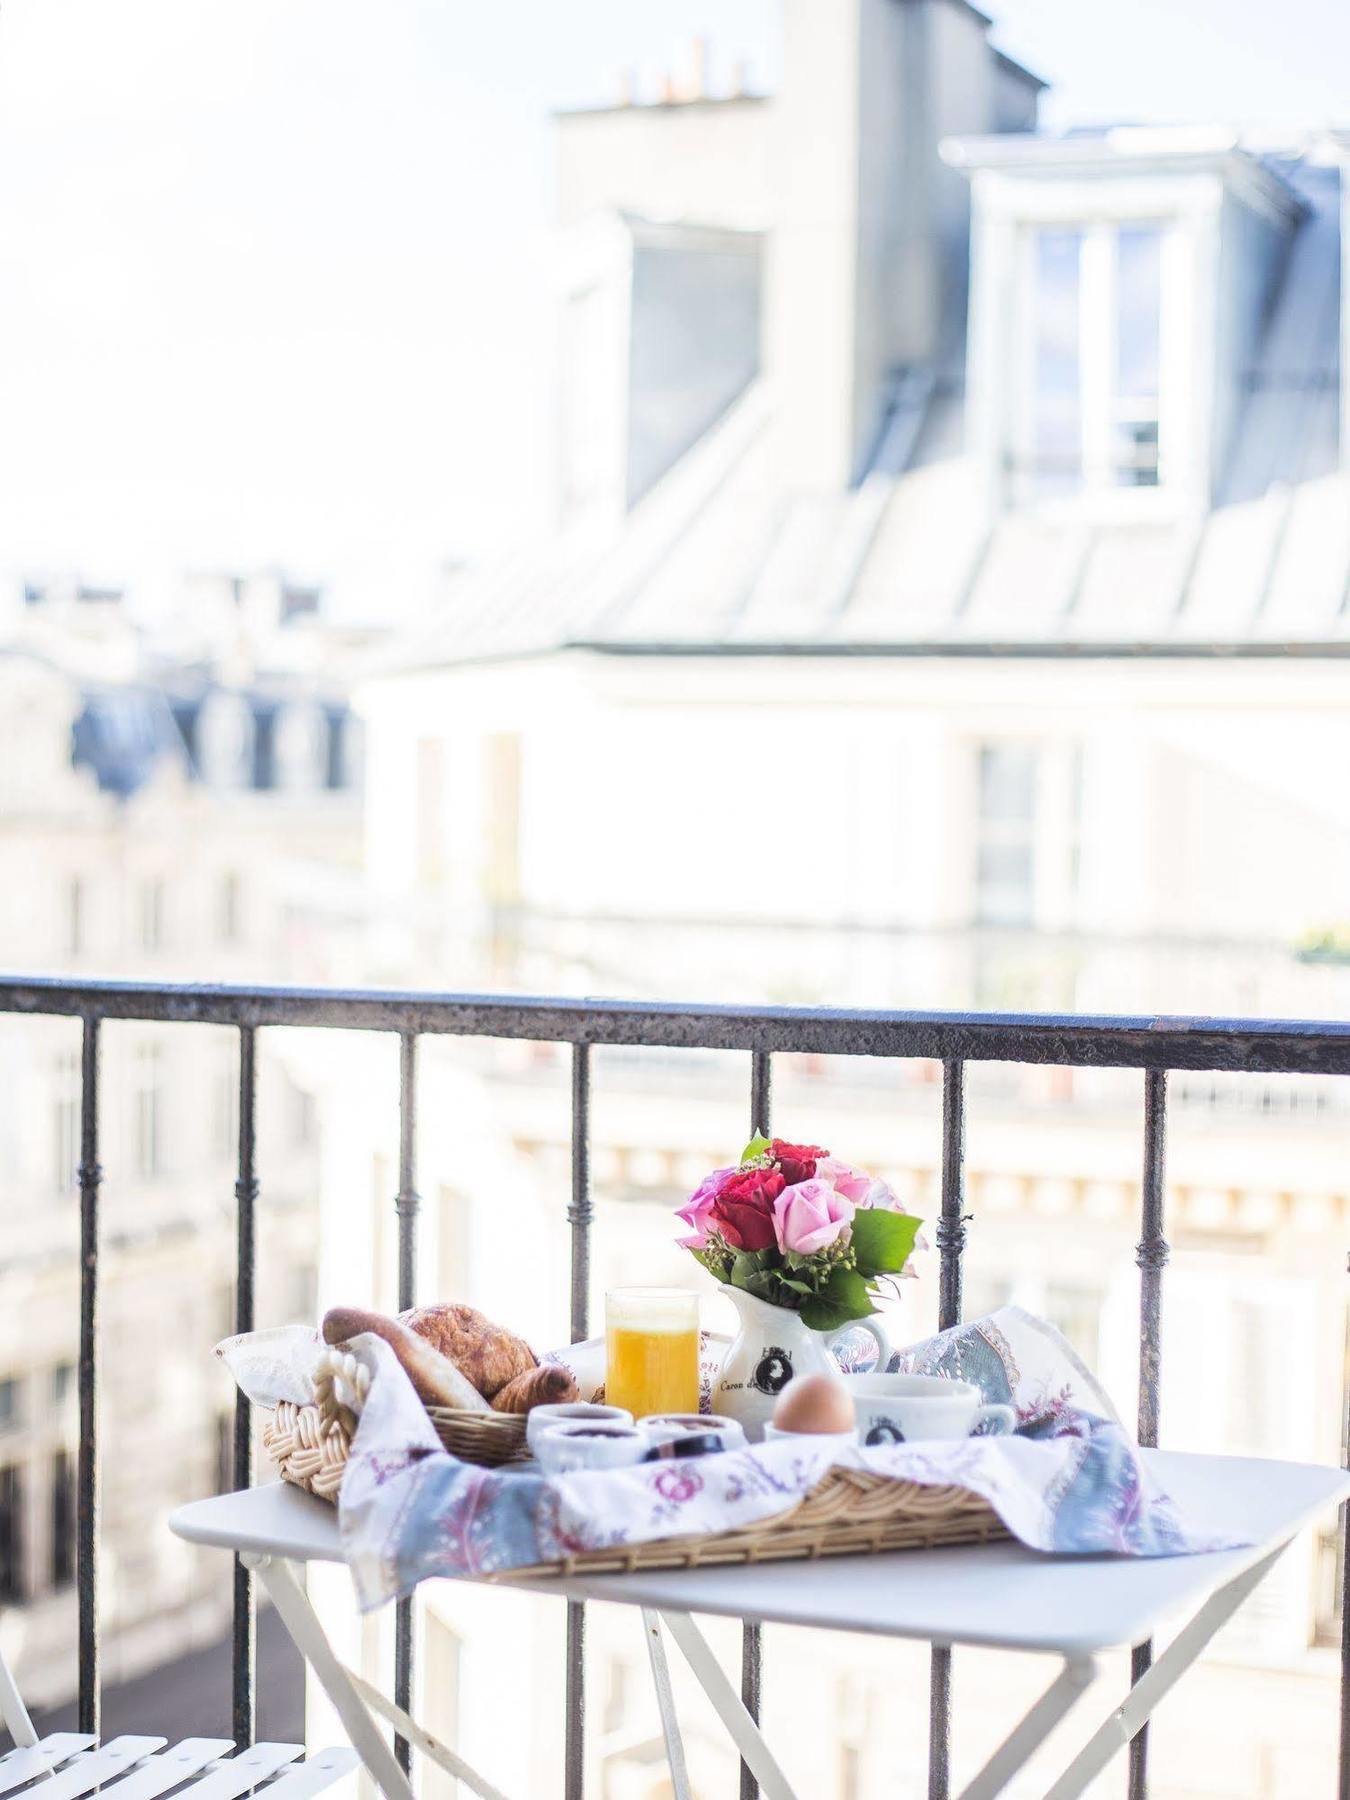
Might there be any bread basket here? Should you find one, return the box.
[261,1349,528,1499]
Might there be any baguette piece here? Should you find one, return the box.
[491,1363,578,1415]
[400,1302,536,1400]
[322,1306,488,1412]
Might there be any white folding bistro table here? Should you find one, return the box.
[170,1450,1350,1800]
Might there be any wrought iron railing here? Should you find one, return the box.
[1,975,1347,1800]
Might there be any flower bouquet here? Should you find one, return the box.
[677,1134,924,1332]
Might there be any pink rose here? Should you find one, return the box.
[861,1177,901,1210]
[814,1157,875,1206]
[772,1178,855,1256]
[676,1165,736,1248]
[817,1156,902,1211]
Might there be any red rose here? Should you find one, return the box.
[770,1139,829,1185]
[709,1166,785,1251]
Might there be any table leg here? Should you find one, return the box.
[956,1656,1100,1800]
[657,1611,800,1800]
[1043,1547,1286,1800]
[641,1612,691,1800]
[0,1642,39,1750]
[244,1554,415,1800]
[339,1664,513,1800]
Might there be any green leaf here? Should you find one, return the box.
[800,1295,856,1332]
[775,1276,814,1296]
[851,1208,922,1277]
[802,1267,879,1331]
[729,1248,775,1291]
[740,1132,773,1165]
[822,1265,876,1318]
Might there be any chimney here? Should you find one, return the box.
[685,38,710,101]
[768,0,1027,491]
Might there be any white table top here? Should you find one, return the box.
[169,1450,1349,1658]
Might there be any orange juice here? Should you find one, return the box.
[605,1288,699,1419]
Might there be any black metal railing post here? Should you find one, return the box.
[394,1031,421,1774]
[740,1048,772,1800]
[76,1014,102,1739]
[232,1024,259,1749]
[1129,1067,1169,1799]
[929,1058,967,1800]
[565,1043,592,1800]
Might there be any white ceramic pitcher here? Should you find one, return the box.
[711,1288,892,1441]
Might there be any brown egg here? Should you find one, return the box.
[772,1373,856,1435]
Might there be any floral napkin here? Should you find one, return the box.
[220,1306,1250,1611]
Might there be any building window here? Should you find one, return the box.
[198,692,255,789]
[219,872,242,946]
[0,1379,21,1434]
[52,1363,74,1405]
[1013,220,1166,504]
[289,1079,317,1151]
[215,1057,239,1164]
[53,1051,80,1195]
[138,878,165,952]
[134,1044,164,1179]
[975,745,1038,927]
[1044,1280,1103,1373]
[66,876,85,957]
[416,739,445,884]
[50,1449,74,1588]
[289,1263,317,1324]
[215,1411,233,1495]
[0,1466,23,1601]
[275,704,327,791]
[418,1615,462,1800]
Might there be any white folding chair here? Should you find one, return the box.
[0,1630,359,1800]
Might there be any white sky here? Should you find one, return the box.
[0,0,1347,623]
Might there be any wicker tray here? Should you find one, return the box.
[260,1355,1008,1572]
[504,1469,1007,1577]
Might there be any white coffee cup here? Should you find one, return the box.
[846,1374,1015,1447]
[533,1419,647,1474]
[526,1401,633,1456]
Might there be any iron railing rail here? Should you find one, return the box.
[0,974,1346,1800]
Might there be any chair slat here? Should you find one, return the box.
[167,1743,303,1800]
[96,1740,235,1800]
[0,1736,97,1796]
[23,1738,165,1800]
[246,1748,359,1800]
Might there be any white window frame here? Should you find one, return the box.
[1012,220,1178,501]
[969,171,1217,522]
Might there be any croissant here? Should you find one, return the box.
[491,1363,578,1415]
[322,1306,487,1412]
[400,1302,536,1400]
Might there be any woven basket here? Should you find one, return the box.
[261,1353,528,1500]
[505,1469,1006,1577]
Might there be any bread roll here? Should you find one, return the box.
[322,1306,487,1412]
[400,1302,536,1400]
[491,1363,579,1415]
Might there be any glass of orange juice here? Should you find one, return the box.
[605,1287,700,1419]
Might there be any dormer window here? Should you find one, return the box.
[1014,218,1169,506]
[1020,222,1163,502]
[954,134,1309,522]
